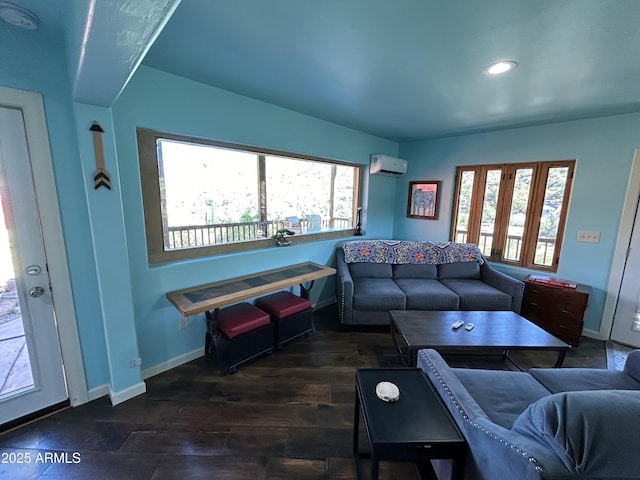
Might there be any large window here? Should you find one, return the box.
[451,160,575,272]
[137,130,361,263]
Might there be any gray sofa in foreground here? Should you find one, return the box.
[336,240,524,325]
[418,348,640,479]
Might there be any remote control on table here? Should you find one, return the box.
[465,323,475,331]
[452,320,464,329]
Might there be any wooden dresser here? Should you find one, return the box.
[521,275,591,347]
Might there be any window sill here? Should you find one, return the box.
[149,228,357,264]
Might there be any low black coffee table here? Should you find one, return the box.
[353,368,466,480]
[390,310,571,368]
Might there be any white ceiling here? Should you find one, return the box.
[7,0,640,141]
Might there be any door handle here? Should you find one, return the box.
[26,265,42,275]
[28,286,45,298]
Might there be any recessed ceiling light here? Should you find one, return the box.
[0,2,39,30]
[484,61,518,75]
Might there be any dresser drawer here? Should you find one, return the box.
[521,277,591,347]
[524,285,587,307]
[525,311,583,346]
[549,288,588,309]
[521,298,583,319]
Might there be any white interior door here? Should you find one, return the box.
[610,195,640,348]
[0,106,68,427]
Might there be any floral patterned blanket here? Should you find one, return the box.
[342,240,484,265]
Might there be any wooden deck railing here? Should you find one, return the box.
[454,230,556,265]
[166,217,352,249]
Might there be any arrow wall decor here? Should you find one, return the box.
[90,121,111,190]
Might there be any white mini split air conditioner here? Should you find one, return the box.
[369,154,408,176]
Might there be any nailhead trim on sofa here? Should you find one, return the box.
[419,350,544,474]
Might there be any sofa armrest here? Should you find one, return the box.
[335,248,354,324]
[623,350,640,382]
[418,349,572,480]
[480,262,524,313]
[417,349,488,422]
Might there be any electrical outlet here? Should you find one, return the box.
[179,317,189,329]
[577,230,600,243]
[129,357,142,368]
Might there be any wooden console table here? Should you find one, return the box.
[166,261,336,317]
[167,261,336,374]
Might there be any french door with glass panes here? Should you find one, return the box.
[451,161,574,272]
[610,194,640,348]
[0,105,68,427]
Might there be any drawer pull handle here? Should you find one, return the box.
[530,302,539,307]
[561,309,570,314]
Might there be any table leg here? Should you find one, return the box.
[390,319,409,366]
[352,390,360,456]
[370,454,379,480]
[205,309,227,375]
[451,456,465,480]
[353,384,378,480]
[554,350,568,368]
[353,387,364,480]
[409,347,418,367]
[299,281,315,300]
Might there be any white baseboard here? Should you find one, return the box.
[87,381,148,405]
[141,347,205,380]
[313,296,336,310]
[87,384,110,402]
[582,328,607,341]
[84,348,206,405]
[109,381,147,406]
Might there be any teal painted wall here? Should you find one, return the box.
[72,103,142,393]
[0,27,109,389]
[5,24,638,395]
[112,66,399,370]
[396,114,640,333]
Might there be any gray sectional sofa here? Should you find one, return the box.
[336,240,524,325]
[418,348,640,479]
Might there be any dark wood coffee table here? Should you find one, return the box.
[354,368,466,480]
[390,310,571,368]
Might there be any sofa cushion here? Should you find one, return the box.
[454,368,552,429]
[439,279,512,310]
[529,367,640,393]
[437,261,481,279]
[512,390,640,477]
[352,278,406,310]
[395,279,459,310]
[349,262,393,278]
[624,350,640,381]
[392,264,438,279]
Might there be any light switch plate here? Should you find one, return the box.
[577,230,600,243]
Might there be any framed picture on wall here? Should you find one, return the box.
[407,181,440,219]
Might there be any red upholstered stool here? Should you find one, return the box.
[255,291,314,348]
[205,302,273,374]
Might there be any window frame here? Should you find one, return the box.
[137,129,362,264]
[450,160,575,272]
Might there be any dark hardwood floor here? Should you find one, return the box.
[0,305,606,479]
